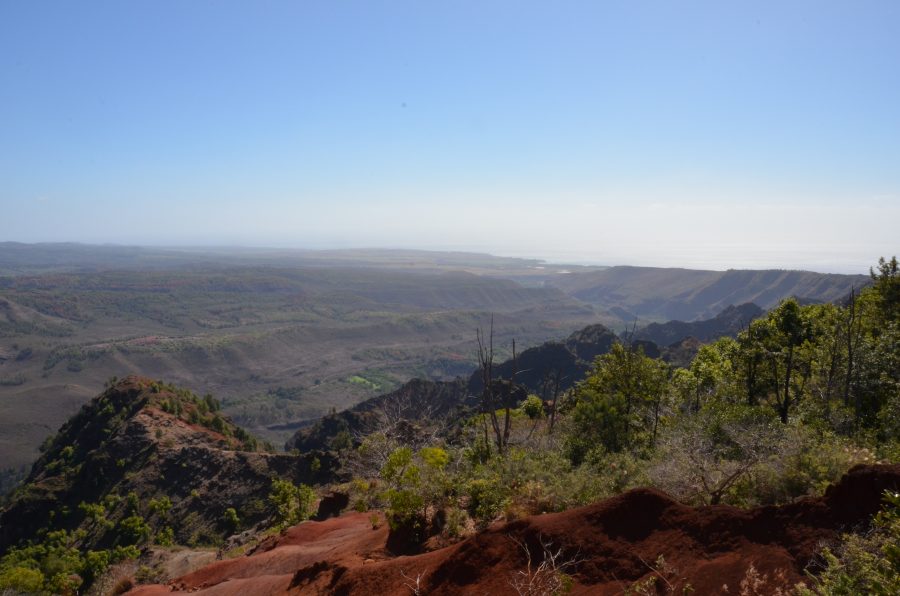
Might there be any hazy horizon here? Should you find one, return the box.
[1,239,885,276]
[2,2,897,274]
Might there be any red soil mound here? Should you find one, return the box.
[129,464,900,596]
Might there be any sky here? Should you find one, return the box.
[1,1,898,273]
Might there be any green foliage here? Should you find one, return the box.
[520,394,545,419]
[0,565,45,594]
[799,491,900,595]
[380,447,425,530]
[466,477,507,523]
[125,490,140,514]
[373,445,458,535]
[328,262,898,540]
[148,495,172,517]
[78,501,105,520]
[566,343,669,462]
[419,446,450,470]
[268,479,316,529]
[223,507,240,533]
[737,427,875,506]
[870,255,900,325]
[155,526,175,546]
[117,515,151,545]
[0,529,140,595]
[82,549,110,583]
[78,501,114,531]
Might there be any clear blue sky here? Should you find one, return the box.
[1,1,898,272]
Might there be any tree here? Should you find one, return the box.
[870,256,900,325]
[737,320,768,407]
[744,299,815,424]
[540,368,566,434]
[566,343,669,462]
[269,479,316,529]
[372,445,456,545]
[685,338,740,410]
[648,409,782,505]
[475,319,522,456]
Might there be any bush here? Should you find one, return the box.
[148,495,172,517]
[737,427,874,506]
[223,507,240,533]
[520,394,545,419]
[155,526,175,546]
[467,477,508,525]
[799,491,900,594]
[117,515,151,545]
[0,566,45,594]
[269,479,317,529]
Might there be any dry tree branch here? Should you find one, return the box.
[400,568,425,595]
[508,534,582,596]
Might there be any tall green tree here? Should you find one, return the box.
[870,256,900,325]
[567,343,669,462]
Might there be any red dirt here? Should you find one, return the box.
[129,464,900,596]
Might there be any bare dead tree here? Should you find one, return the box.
[648,415,782,505]
[475,317,519,455]
[344,388,450,478]
[508,534,582,596]
[400,568,425,595]
[476,320,495,455]
[843,287,865,423]
[542,368,566,435]
[364,389,447,447]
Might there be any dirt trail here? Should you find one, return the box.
[129,464,900,596]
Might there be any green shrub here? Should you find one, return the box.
[737,427,873,506]
[467,477,508,525]
[520,394,545,419]
[223,507,240,533]
[155,526,175,546]
[269,479,317,529]
[0,566,45,594]
[799,491,900,594]
[117,515,151,545]
[148,495,172,517]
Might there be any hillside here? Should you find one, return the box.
[0,246,874,476]
[549,266,869,321]
[129,464,900,595]
[0,377,330,553]
[0,263,598,472]
[633,302,764,345]
[285,323,622,452]
[286,320,695,453]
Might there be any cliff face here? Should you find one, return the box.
[129,464,900,595]
[0,376,333,552]
[549,266,868,321]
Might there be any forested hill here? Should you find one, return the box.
[633,302,764,346]
[548,266,869,321]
